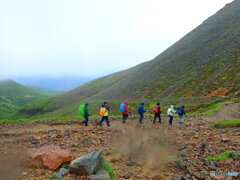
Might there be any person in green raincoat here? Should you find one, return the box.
[79,103,90,126]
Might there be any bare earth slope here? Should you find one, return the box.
[0,102,239,179]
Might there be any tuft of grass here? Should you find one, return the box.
[103,159,115,180]
[207,151,234,161]
[188,102,222,116]
[48,175,55,180]
[208,151,240,161]
[210,119,240,128]
[61,163,69,169]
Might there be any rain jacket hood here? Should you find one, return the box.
[124,101,129,105]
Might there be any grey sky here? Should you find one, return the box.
[0,0,233,79]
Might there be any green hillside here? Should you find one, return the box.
[18,0,240,118]
[0,80,47,119]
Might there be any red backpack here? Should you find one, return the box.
[153,106,159,113]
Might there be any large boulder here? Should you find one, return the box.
[69,150,103,175]
[88,169,111,180]
[28,145,72,170]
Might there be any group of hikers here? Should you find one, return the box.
[78,101,187,126]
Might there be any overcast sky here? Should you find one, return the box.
[0,0,233,79]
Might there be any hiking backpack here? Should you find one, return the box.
[119,103,126,113]
[100,107,105,116]
[153,106,159,113]
[79,105,85,117]
[176,108,183,115]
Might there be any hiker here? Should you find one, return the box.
[138,102,146,124]
[153,102,162,124]
[120,101,130,123]
[176,105,186,124]
[79,103,90,126]
[167,105,176,125]
[99,102,110,127]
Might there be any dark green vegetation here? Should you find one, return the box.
[16,0,240,118]
[0,80,47,119]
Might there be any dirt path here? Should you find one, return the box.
[0,102,239,180]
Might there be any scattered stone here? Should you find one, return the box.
[198,142,207,149]
[28,136,39,144]
[172,174,182,180]
[80,137,92,145]
[63,130,70,137]
[182,174,192,180]
[121,172,133,179]
[53,167,69,180]
[175,159,187,171]
[88,169,110,180]
[49,131,58,138]
[231,151,240,160]
[28,145,72,170]
[221,138,230,142]
[180,149,189,157]
[193,171,208,179]
[59,167,69,175]
[53,172,63,180]
[69,150,103,175]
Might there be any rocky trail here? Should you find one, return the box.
[0,102,239,180]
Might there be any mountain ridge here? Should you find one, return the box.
[18,0,240,118]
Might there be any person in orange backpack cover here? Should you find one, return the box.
[153,102,162,124]
[99,102,110,127]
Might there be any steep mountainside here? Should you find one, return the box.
[0,80,46,119]
[19,0,240,117]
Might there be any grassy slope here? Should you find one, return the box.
[18,0,240,118]
[0,80,47,119]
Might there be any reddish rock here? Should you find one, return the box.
[28,145,72,170]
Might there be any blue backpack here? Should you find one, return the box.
[119,103,126,112]
[176,108,183,115]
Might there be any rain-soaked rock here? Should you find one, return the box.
[88,169,110,180]
[28,145,72,170]
[53,168,69,180]
[69,150,103,175]
[28,136,39,144]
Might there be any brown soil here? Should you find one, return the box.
[0,102,239,180]
[205,88,229,97]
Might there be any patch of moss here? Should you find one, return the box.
[103,159,115,180]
